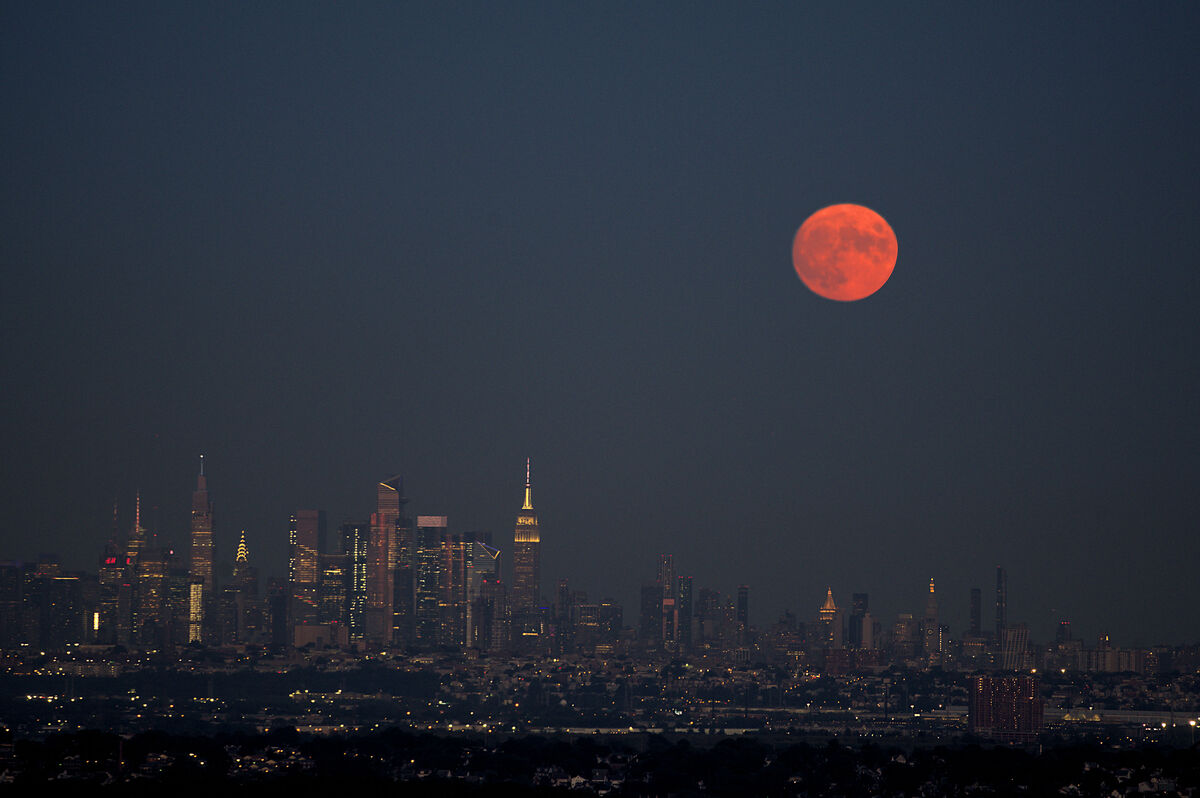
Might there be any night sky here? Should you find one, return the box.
[3,3,1199,647]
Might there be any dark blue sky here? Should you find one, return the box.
[3,2,1198,646]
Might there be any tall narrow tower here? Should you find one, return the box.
[817,587,839,648]
[969,587,983,636]
[126,491,146,563]
[923,577,941,657]
[994,566,1008,642]
[658,554,676,648]
[512,458,541,614]
[190,456,215,642]
[190,456,215,590]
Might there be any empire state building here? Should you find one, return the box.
[512,458,541,613]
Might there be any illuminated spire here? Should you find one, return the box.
[821,587,838,612]
[135,491,142,533]
[236,530,248,563]
[513,456,541,613]
[522,457,533,510]
[925,577,939,622]
[199,453,205,477]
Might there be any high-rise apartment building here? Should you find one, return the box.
[968,675,1043,742]
[512,459,541,614]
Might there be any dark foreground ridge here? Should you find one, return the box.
[4,728,1200,797]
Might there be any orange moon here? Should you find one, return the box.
[792,204,898,301]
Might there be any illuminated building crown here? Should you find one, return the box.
[514,457,539,543]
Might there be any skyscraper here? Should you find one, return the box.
[189,456,215,643]
[475,574,508,653]
[961,585,988,664]
[391,508,414,645]
[969,587,982,637]
[1002,623,1030,671]
[224,530,260,645]
[848,593,869,649]
[639,584,660,647]
[736,584,749,645]
[288,510,326,634]
[125,492,147,565]
[677,575,693,653]
[437,531,469,647]
[366,475,404,645]
[465,535,500,649]
[339,521,369,641]
[135,545,172,647]
[318,552,349,627]
[922,578,942,660]
[512,459,541,614]
[817,588,839,648]
[414,515,447,644]
[995,566,1008,642]
[695,587,721,649]
[98,535,126,646]
[658,555,676,649]
[968,675,1043,742]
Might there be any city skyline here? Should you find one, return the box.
[3,453,1187,650]
[3,5,1199,650]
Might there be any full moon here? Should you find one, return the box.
[792,203,898,301]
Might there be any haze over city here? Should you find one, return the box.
[3,3,1199,648]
